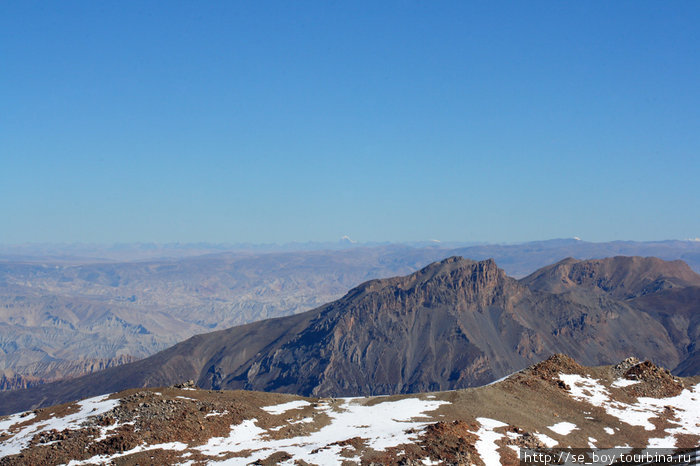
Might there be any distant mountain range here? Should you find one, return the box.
[1,355,698,464]
[1,239,699,390]
[2,254,699,415]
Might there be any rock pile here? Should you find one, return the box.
[623,360,684,397]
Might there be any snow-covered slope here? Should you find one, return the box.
[1,355,698,465]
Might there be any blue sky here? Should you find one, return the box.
[2,1,698,244]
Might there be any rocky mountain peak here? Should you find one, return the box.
[521,255,700,298]
[344,256,514,312]
[525,353,586,377]
[622,360,685,397]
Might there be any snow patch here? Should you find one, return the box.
[548,421,578,435]
[0,394,119,459]
[474,417,507,466]
[95,420,134,442]
[0,411,36,434]
[195,397,448,464]
[559,373,609,406]
[534,433,558,448]
[260,400,311,415]
[611,378,640,388]
[646,435,677,448]
[65,441,188,465]
[290,417,314,425]
[559,374,700,434]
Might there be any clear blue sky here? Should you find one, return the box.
[2,1,699,244]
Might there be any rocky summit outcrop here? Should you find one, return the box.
[522,255,700,298]
[1,255,699,415]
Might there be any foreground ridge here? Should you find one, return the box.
[1,356,698,465]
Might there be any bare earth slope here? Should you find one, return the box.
[1,255,698,415]
[0,355,698,465]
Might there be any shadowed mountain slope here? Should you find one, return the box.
[1,255,698,415]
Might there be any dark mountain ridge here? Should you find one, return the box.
[1,255,699,415]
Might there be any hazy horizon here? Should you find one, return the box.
[2,236,700,258]
[3,236,700,246]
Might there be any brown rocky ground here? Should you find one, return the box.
[1,355,698,465]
